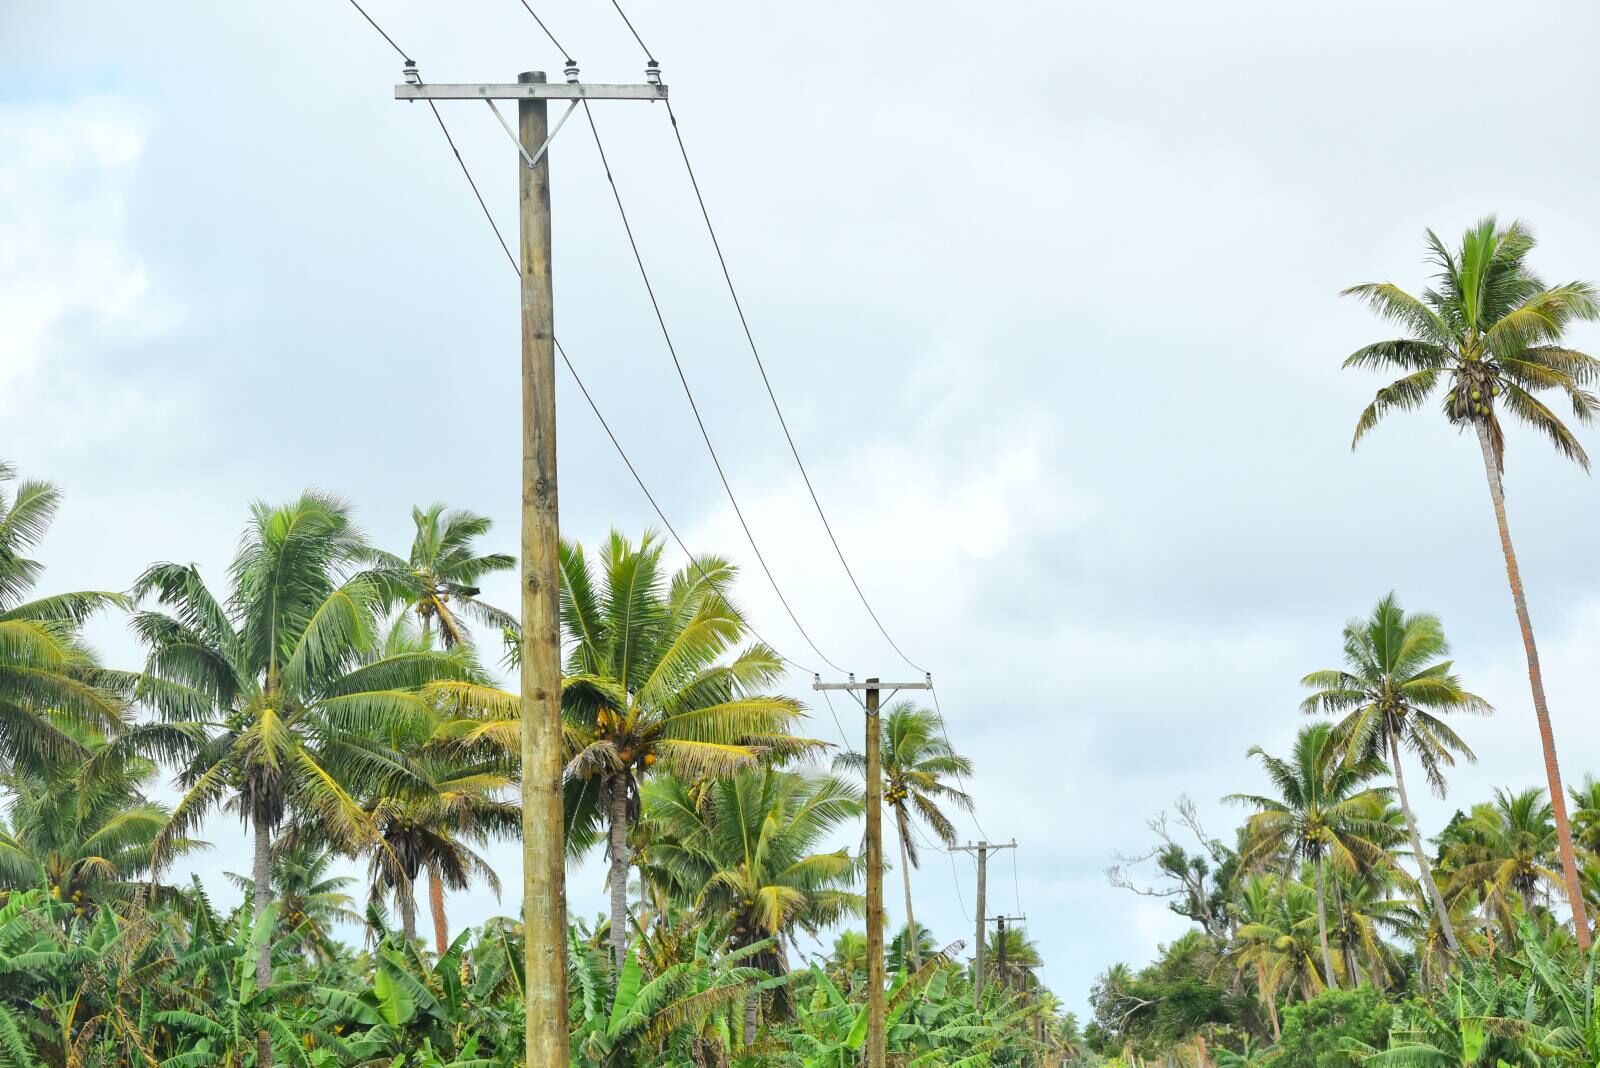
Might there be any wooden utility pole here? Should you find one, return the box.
[395,65,668,1068]
[950,840,1015,1007]
[990,914,1025,991]
[863,678,886,1066]
[516,70,567,1067]
[814,675,932,1068]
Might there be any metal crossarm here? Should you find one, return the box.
[396,82,667,101]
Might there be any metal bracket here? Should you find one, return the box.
[485,97,579,168]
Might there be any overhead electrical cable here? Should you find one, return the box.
[579,99,848,675]
[340,1,818,686]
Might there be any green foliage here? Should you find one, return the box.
[1274,985,1394,1068]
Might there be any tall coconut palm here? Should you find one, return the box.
[1438,787,1562,944]
[642,766,864,1042]
[0,462,132,772]
[1228,723,1398,989]
[342,619,521,954]
[371,504,515,648]
[359,742,519,951]
[834,701,972,971]
[1300,592,1490,955]
[557,530,818,972]
[1343,217,1600,947]
[132,493,470,1062]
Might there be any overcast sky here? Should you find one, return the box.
[10,0,1600,1013]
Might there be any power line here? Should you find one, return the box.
[579,99,847,675]
[510,0,574,64]
[344,0,410,61]
[605,0,656,62]
[947,847,972,922]
[1009,841,1023,916]
[818,687,855,757]
[340,4,822,689]
[660,100,928,677]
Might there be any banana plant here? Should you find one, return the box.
[153,902,355,1067]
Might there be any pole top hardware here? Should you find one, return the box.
[645,60,662,86]
[402,60,421,85]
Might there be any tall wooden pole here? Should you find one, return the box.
[973,844,987,1007]
[518,68,570,1065]
[995,915,1008,991]
[864,679,886,1068]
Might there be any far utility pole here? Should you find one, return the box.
[950,839,1015,1007]
[815,674,933,1068]
[989,914,1025,991]
[396,63,667,1068]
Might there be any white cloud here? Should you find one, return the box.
[0,96,177,437]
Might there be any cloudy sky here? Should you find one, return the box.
[10,0,1600,1012]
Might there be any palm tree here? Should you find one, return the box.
[226,838,362,962]
[371,504,515,648]
[642,767,864,1041]
[0,462,131,772]
[984,922,1043,992]
[557,530,817,972]
[1234,873,1332,1008]
[0,714,205,911]
[132,492,470,1062]
[338,619,521,954]
[834,701,972,971]
[1569,775,1600,854]
[1438,787,1562,945]
[360,741,519,951]
[1343,217,1600,947]
[1300,592,1490,955]
[1228,722,1398,989]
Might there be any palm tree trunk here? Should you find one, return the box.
[607,778,631,975]
[252,816,274,1067]
[1256,961,1279,1040]
[428,865,449,956]
[399,879,418,944]
[1313,857,1337,990]
[895,809,920,972]
[1474,418,1592,950]
[1390,735,1459,954]
[744,990,759,1046]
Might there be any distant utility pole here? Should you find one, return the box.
[395,63,667,1068]
[989,914,1025,991]
[950,839,1016,1007]
[815,674,933,1068]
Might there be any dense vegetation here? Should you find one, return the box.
[0,467,1073,1065]
[5,215,1600,1067]
[1086,219,1600,1067]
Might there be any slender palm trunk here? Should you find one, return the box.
[607,778,631,975]
[1474,419,1592,950]
[252,816,274,1066]
[428,865,449,956]
[399,878,418,944]
[1313,857,1337,989]
[895,809,920,972]
[744,990,759,1046]
[1390,735,1459,954]
[1256,962,1279,1040]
